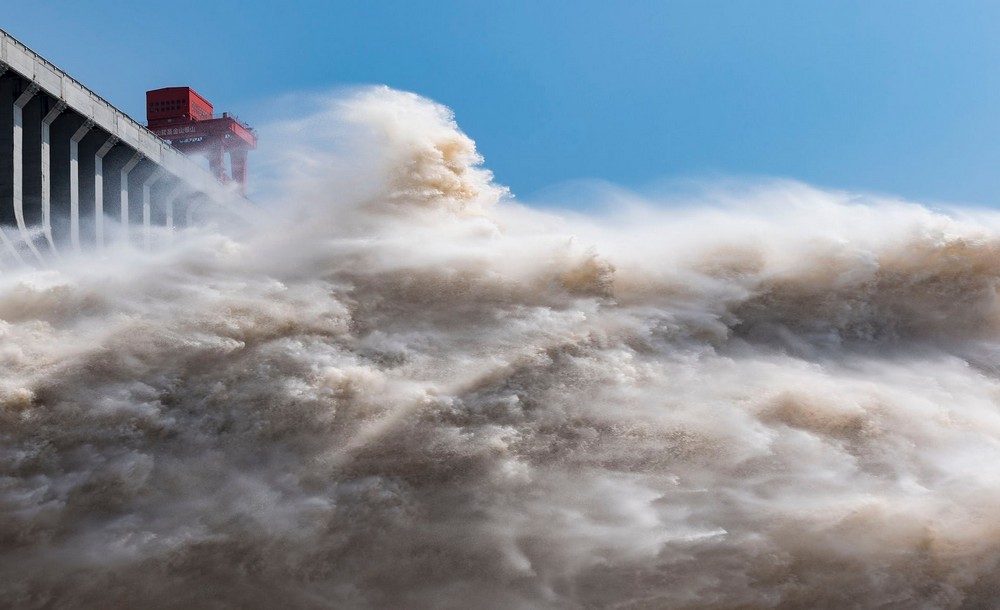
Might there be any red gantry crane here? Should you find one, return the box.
[146,87,257,195]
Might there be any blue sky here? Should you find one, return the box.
[5,2,1000,205]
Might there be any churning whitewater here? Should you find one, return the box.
[5,87,1000,609]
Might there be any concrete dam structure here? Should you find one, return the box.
[0,28,251,265]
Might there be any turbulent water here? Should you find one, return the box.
[5,88,1000,609]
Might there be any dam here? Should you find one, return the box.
[0,28,251,265]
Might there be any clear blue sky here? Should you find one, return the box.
[5,1,1000,205]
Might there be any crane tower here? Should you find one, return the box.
[146,87,257,195]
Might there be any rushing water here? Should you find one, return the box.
[4,87,1000,609]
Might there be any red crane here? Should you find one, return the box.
[145,87,257,195]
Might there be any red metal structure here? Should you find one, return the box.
[146,87,257,195]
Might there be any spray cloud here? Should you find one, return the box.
[3,87,1000,608]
